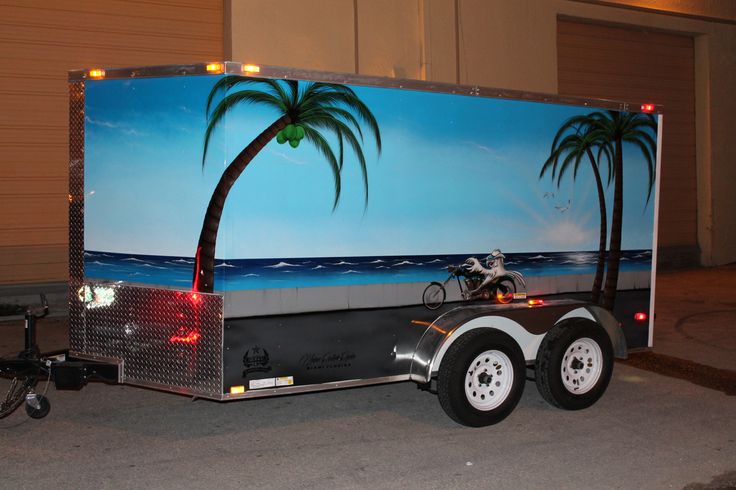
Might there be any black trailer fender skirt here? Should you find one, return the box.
[409,299,627,384]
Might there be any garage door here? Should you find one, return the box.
[557,18,697,264]
[0,0,223,284]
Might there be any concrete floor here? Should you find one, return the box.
[1,266,734,489]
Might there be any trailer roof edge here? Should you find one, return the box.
[67,61,663,114]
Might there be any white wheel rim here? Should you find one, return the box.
[464,350,514,411]
[561,337,603,394]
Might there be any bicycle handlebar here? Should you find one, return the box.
[25,293,49,319]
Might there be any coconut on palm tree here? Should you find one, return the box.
[541,114,613,303]
[193,76,382,293]
[588,110,657,310]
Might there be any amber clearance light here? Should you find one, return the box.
[88,69,105,79]
[242,64,261,74]
[206,62,224,73]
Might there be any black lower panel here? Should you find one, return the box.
[223,305,437,392]
[222,290,652,393]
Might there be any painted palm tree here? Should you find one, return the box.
[193,76,381,293]
[589,110,657,310]
[541,115,613,303]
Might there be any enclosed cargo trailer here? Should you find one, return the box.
[1,62,661,426]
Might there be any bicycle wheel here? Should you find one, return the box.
[0,375,36,419]
[423,282,446,310]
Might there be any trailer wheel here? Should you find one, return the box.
[535,318,613,410]
[423,282,446,310]
[25,394,50,419]
[437,329,525,427]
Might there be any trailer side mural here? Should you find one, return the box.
[84,74,656,313]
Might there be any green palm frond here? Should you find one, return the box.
[300,106,365,142]
[206,76,291,116]
[303,126,341,210]
[202,90,285,166]
[202,76,381,209]
[299,92,382,153]
[624,137,656,203]
[303,115,369,205]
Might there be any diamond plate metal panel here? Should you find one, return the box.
[73,283,224,398]
[69,81,85,352]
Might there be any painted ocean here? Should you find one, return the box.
[84,250,652,291]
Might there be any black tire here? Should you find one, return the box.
[535,318,613,410]
[422,282,446,310]
[25,394,51,419]
[495,279,516,304]
[437,329,525,427]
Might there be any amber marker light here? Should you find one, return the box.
[230,385,245,395]
[528,299,544,307]
[242,64,261,74]
[206,62,224,73]
[88,69,105,79]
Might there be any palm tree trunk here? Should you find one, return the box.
[586,148,607,304]
[193,114,291,293]
[602,139,623,310]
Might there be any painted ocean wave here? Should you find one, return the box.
[84,250,652,291]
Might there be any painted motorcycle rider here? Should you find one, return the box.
[456,249,527,301]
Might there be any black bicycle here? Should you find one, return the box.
[0,295,52,419]
[422,264,525,310]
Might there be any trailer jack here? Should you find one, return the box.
[0,296,119,420]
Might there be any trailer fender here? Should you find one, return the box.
[559,305,628,359]
[409,316,542,384]
[409,303,627,384]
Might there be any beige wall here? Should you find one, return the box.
[0,0,223,285]
[228,0,736,266]
[2,0,732,286]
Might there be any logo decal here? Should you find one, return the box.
[299,351,356,370]
[242,346,271,377]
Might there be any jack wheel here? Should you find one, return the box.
[25,394,51,419]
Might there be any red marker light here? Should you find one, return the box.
[634,312,648,322]
[170,328,200,344]
[641,103,655,113]
[528,299,544,307]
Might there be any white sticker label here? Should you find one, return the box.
[275,376,294,387]
[249,378,276,390]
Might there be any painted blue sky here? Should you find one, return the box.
[84,75,657,259]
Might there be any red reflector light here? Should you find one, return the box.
[641,103,655,113]
[170,328,200,344]
[528,299,544,306]
[634,312,648,322]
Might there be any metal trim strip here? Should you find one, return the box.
[68,62,663,113]
[221,375,412,401]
